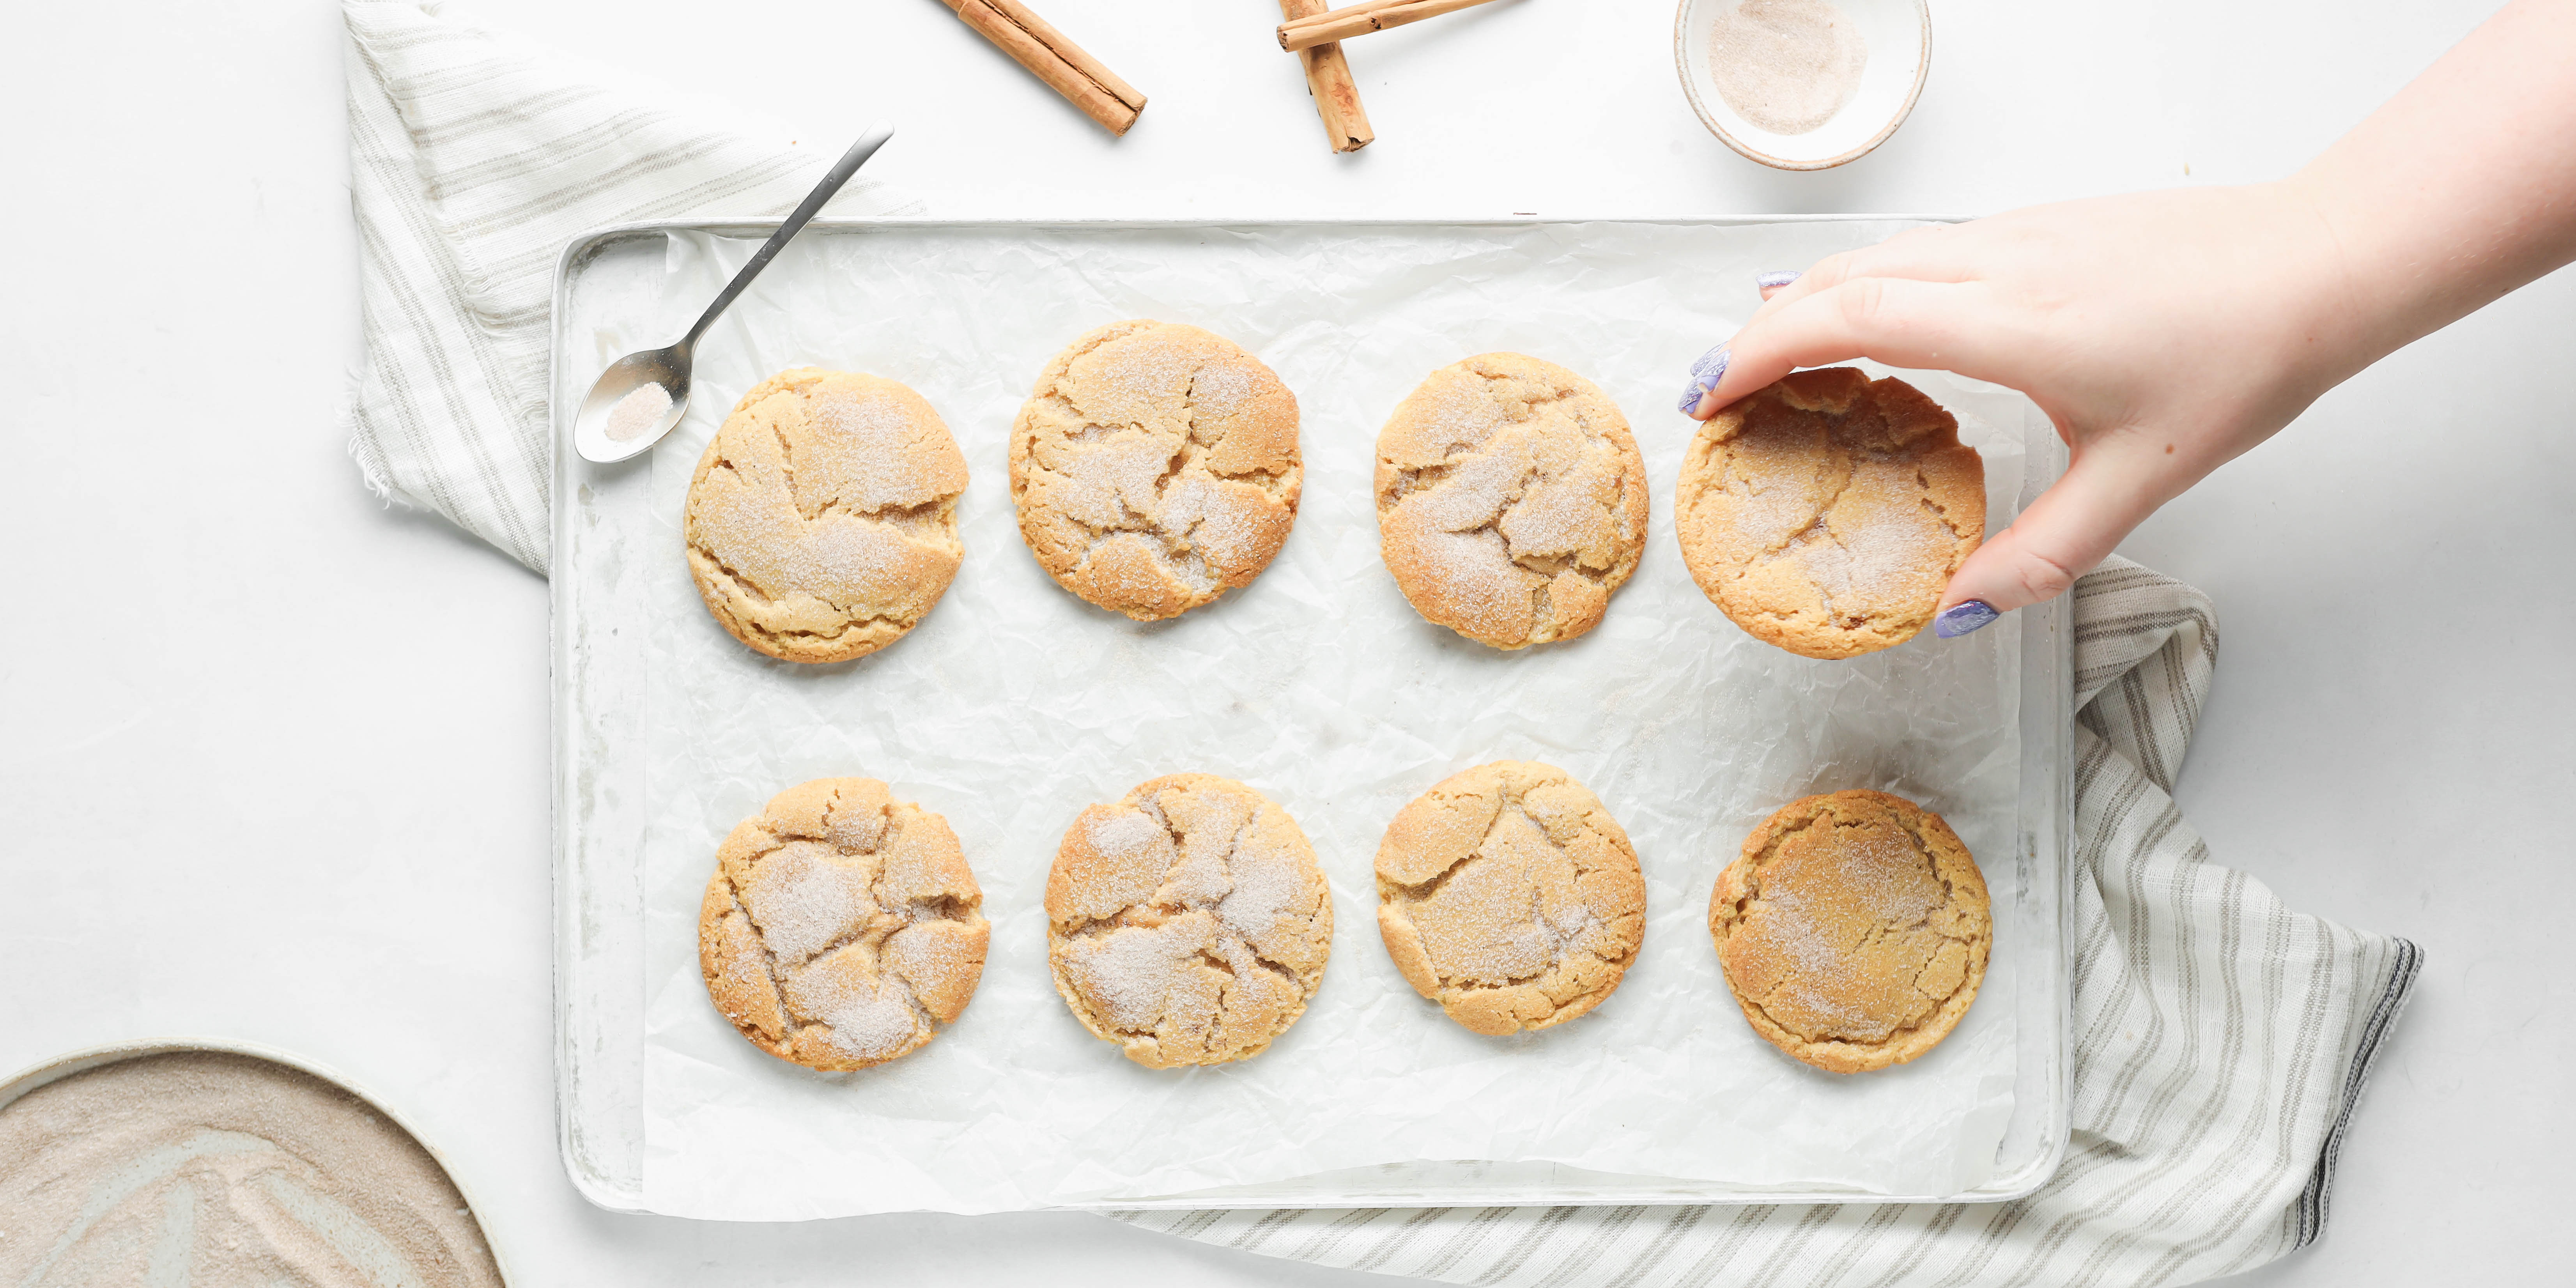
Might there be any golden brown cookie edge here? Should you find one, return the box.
[1706,789,1993,1074]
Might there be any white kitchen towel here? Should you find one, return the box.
[343,0,922,572]
[1114,558,2420,1286]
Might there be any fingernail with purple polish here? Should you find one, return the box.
[1755,270,1802,290]
[1933,600,2000,639]
[1677,344,1729,416]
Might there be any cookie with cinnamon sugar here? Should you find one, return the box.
[683,368,969,665]
[1675,367,1985,660]
[1375,761,1645,1036]
[1375,353,1648,649]
[1707,789,1991,1074]
[698,777,990,1073]
[1008,320,1302,621]
[1044,774,1333,1068]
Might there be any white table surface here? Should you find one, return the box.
[3,1,2568,1284]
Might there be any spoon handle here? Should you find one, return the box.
[682,122,896,350]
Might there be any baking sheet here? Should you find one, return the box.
[552,219,2069,1219]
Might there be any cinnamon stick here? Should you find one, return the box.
[1280,0,1373,152]
[938,0,1147,136]
[1277,0,1507,53]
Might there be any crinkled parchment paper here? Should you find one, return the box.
[563,221,2039,1219]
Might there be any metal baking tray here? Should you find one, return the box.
[550,217,2071,1216]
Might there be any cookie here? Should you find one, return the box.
[1008,321,1302,621]
[699,777,989,1072]
[1045,774,1333,1067]
[1707,789,1991,1073]
[1376,354,1648,649]
[1375,761,1646,1036]
[683,368,970,664]
[1675,367,1984,660]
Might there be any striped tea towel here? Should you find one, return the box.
[343,0,922,572]
[1114,559,2421,1287]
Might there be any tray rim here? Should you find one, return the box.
[549,214,2073,1217]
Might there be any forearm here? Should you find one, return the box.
[2286,0,2576,377]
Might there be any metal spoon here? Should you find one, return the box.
[572,122,895,464]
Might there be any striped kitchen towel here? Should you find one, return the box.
[342,0,922,572]
[1115,558,2421,1286]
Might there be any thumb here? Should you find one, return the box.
[1932,443,2165,638]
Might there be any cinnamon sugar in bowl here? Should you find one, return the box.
[1676,0,1932,170]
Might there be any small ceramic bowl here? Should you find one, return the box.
[1675,0,1931,170]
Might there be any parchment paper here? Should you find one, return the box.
[571,221,2037,1219]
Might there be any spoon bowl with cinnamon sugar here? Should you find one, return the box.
[1675,0,1930,171]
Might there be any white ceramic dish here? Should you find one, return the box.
[1676,0,1931,170]
[0,1037,513,1285]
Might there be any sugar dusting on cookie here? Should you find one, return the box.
[1217,833,1303,941]
[741,840,876,965]
[1045,776,1332,1067]
[1712,790,1992,1072]
[1677,368,1984,659]
[806,381,961,515]
[1740,878,1875,1035]
[1011,322,1302,621]
[811,972,926,1061]
[1374,762,1647,1036]
[1376,356,1645,649]
[1067,919,1207,1032]
[683,370,968,664]
[1086,809,1166,863]
[701,778,990,1072]
[1411,845,1557,982]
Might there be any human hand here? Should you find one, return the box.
[1677,183,2365,636]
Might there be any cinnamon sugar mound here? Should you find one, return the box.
[1675,367,1985,660]
[1707,789,1991,1074]
[683,368,970,664]
[1375,353,1648,649]
[1044,774,1333,1068]
[1376,761,1646,1036]
[699,777,991,1072]
[1707,0,1869,137]
[1009,320,1303,621]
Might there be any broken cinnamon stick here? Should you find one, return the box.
[938,0,1147,136]
[1280,0,1373,152]
[1277,0,1506,53]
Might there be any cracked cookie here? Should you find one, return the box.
[1044,774,1333,1068]
[1376,761,1645,1036]
[1008,320,1302,621]
[699,777,990,1072]
[1675,367,1984,660]
[1708,789,1990,1074]
[1376,354,1648,649]
[683,368,969,664]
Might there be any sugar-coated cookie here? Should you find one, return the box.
[1045,774,1332,1067]
[699,778,989,1072]
[1375,761,1645,1036]
[684,369,969,664]
[1009,321,1301,621]
[1376,354,1648,649]
[1675,367,1984,660]
[1707,789,1990,1074]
